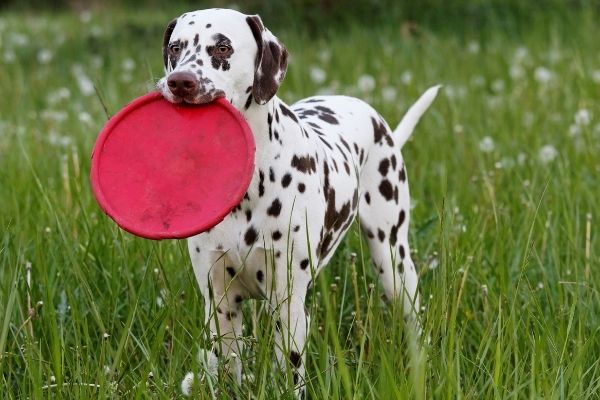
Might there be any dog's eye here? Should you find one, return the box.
[216,45,231,54]
[169,44,181,54]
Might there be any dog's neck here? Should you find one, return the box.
[238,96,285,160]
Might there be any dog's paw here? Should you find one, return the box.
[180,349,220,396]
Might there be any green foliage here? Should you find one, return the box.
[1,5,599,399]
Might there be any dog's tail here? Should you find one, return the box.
[393,85,441,148]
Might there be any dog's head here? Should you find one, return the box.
[156,9,288,109]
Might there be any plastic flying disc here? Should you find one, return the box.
[90,92,255,240]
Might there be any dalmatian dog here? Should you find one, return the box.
[156,8,439,397]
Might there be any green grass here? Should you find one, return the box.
[1,5,600,399]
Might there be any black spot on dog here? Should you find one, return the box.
[378,159,390,176]
[390,155,397,170]
[379,179,394,201]
[399,167,406,182]
[256,270,264,283]
[244,94,253,110]
[280,104,299,122]
[226,266,236,277]
[377,229,385,242]
[364,192,371,205]
[267,199,282,216]
[399,245,406,259]
[281,173,292,188]
[195,247,200,253]
[244,227,258,245]
[206,23,212,28]
[291,155,317,174]
[300,259,309,270]
[389,210,406,247]
[298,182,306,193]
[225,311,237,321]
[269,167,276,182]
[290,351,302,367]
[245,209,252,222]
[293,225,301,232]
[258,170,265,197]
[235,294,243,303]
[272,231,282,241]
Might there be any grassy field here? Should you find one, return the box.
[1,4,599,399]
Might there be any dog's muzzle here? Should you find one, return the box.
[164,71,224,104]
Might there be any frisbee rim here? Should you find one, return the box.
[90,91,255,240]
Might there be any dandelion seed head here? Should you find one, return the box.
[538,145,558,164]
[478,136,495,153]
[534,66,553,84]
[357,74,376,92]
[574,109,591,126]
[309,66,327,84]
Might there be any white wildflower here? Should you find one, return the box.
[517,152,527,165]
[78,111,92,125]
[534,66,553,84]
[181,372,195,395]
[467,41,480,54]
[309,66,326,84]
[523,111,534,127]
[9,32,29,46]
[357,74,376,92]
[3,50,16,63]
[428,257,439,270]
[90,25,103,37]
[80,10,92,23]
[37,48,53,64]
[71,64,95,96]
[478,136,495,153]
[41,110,68,122]
[317,49,331,63]
[538,145,558,164]
[574,109,591,126]
[568,124,580,137]
[481,284,488,296]
[509,64,525,80]
[471,75,485,87]
[122,58,136,71]
[382,86,397,102]
[514,46,529,63]
[536,282,544,290]
[90,56,104,69]
[400,70,412,85]
[592,70,600,84]
[453,124,464,134]
[47,87,71,104]
[491,79,505,93]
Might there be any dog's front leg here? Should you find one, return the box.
[184,243,246,394]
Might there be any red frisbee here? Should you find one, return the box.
[91,92,255,240]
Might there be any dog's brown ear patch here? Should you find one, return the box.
[247,15,288,105]
[162,18,178,70]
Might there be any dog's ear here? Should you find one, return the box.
[162,18,178,71]
[246,15,288,105]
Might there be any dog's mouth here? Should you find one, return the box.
[157,76,225,105]
[167,90,226,105]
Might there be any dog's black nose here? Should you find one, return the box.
[167,72,199,98]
